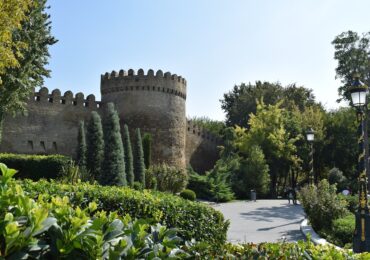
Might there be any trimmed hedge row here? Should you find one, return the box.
[20,179,229,245]
[0,153,71,180]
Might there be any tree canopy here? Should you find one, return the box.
[0,0,57,142]
[332,30,370,102]
[0,0,31,81]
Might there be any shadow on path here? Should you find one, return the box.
[240,204,303,222]
[257,219,302,231]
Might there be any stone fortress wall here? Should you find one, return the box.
[0,68,220,173]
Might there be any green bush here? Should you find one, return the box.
[0,153,71,180]
[146,163,188,193]
[339,194,358,214]
[187,169,234,202]
[330,214,355,248]
[328,167,348,191]
[299,179,348,231]
[20,178,228,245]
[0,163,187,259]
[187,170,213,199]
[180,189,196,201]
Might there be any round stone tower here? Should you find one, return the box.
[100,68,187,168]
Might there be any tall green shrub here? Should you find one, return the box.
[76,120,87,168]
[134,128,145,186]
[299,179,348,231]
[231,146,270,199]
[147,163,188,193]
[101,103,126,186]
[143,133,152,169]
[86,111,104,181]
[123,124,134,186]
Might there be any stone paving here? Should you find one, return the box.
[212,200,305,243]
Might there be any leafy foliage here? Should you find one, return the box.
[86,111,104,181]
[123,124,134,186]
[189,116,226,138]
[146,163,188,193]
[142,132,152,169]
[20,178,228,245]
[332,31,370,102]
[134,128,145,186]
[0,163,188,259]
[0,0,57,142]
[76,120,87,168]
[330,214,355,248]
[220,81,315,128]
[187,167,234,202]
[328,167,348,191]
[299,179,348,231]
[231,146,270,199]
[180,189,196,201]
[0,153,70,180]
[0,0,31,79]
[101,103,126,186]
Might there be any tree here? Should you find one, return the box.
[134,128,145,186]
[220,81,315,128]
[0,0,57,142]
[332,31,370,102]
[322,107,358,181]
[234,100,300,197]
[123,124,134,186]
[142,133,152,169]
[86,111,104,181]
[230,146,269,199]
[0,0,31,79]
[76,121,87,168]
[101,103,126,186]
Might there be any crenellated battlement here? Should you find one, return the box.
[100,68,187,100]
[186,120,222,144]
[33,87,102,109]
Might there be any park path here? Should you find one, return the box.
[212,200,305,243]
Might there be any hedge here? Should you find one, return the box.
[20,179,229,245]
[0,153,71,180]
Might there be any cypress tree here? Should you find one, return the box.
[77,120,87,168]
[86,111,104,181]
[134,128,145,187]
[143,133,152,169]
[101,103,126,186]
[123,124,134,186]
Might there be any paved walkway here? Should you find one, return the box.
[212,200,305,243]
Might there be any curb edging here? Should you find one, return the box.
[300,219,342,250]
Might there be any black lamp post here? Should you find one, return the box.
[306,128,315,185]
[350,75,370,253]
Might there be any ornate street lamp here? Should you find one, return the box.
[306,128,315,185]
[350,75,370,253]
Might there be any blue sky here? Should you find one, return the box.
[45,0,370,121]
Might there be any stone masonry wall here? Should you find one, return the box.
[0,87,100,156]
[101,69,187,168]
[0,68,220,173]
[185,120,221,173]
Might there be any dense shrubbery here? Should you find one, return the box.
[146,163,188,193]
[299,179,356,248]
[20,178,228,245]
[0,163,187,259]
[0,153,70,180]
[3,163,370,258]
[330,214,355,248]
[180,189,196,201]
[187,170,234,202]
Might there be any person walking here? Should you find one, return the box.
[287,188,293,204]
